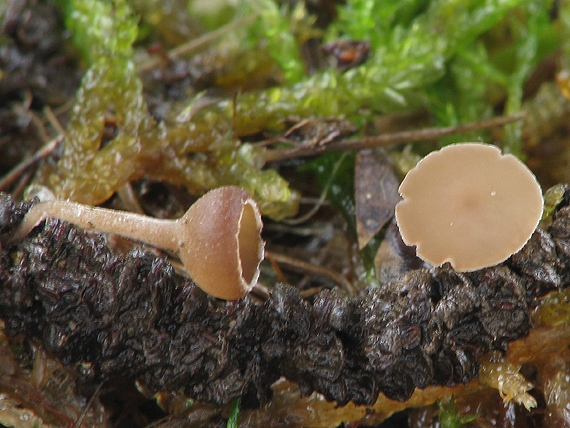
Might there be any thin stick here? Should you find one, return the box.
[266,252,289,284]
[28,109,51,143]
[250,283,270,302]
[43,106,66,136]
[139,14,259,72]
[264,113,525,162]
[74,380,105,428]
[300,286,325,298]
[0,136,62,191]
[10,170,33,199]
[117,182,145,214]
[283,152,348,225]
[266,250,355,293]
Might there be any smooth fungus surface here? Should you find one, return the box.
[395,143,543,271]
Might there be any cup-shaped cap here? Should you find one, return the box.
[179,186,264,300]
[395,143,543,271]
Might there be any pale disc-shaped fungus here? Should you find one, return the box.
[395,143,543,272]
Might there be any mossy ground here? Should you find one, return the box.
[1,0,570,427]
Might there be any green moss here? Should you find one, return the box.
[536,288,570,327]
[187,0,238,32]
[40,0,298,220]
[500,0,558,155]
[227,0,531,129]
[252,0,306,84]
[427,41,496,145]
[54,0,137,64]
[47,0,153,203]
[541,184,568,227]
[438,396,480,428]
[426,0,558,153]
[561,0,570,66]
[40,0,562,221]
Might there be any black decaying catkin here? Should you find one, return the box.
[0,192,568,408]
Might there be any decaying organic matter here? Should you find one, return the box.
[0,190,568,408]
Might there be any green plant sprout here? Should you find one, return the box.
[227,397,241,428]
[438,396,480,428]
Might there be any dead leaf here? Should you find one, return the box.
[355,149,400,249]
[374,221,427,284]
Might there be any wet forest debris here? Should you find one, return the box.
[0,0,80,177]
[0,0,78,105]
[0,191,569,409]
[322,40,371,72]
[522,82,570,149]
[1,0,570,426]
[354,149,400,249]
[263,114,525,162]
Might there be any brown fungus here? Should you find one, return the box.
[5,186,264,300]
[395,143,543,272]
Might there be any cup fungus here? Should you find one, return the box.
[395,143,543,272]
[6,186,265,300]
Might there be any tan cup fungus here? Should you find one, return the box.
[6,186,265,300]
[395,143,543,272]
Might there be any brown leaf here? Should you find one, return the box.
[355,150,400,249]
[374,221,427,284]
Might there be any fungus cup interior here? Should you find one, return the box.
[395,143,543,272]
[180,187,265,300]
[239,202,264,285]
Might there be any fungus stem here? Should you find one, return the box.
[5,186,265,300]
[7,200,182,252]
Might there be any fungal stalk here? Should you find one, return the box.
[6,186,264,300]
